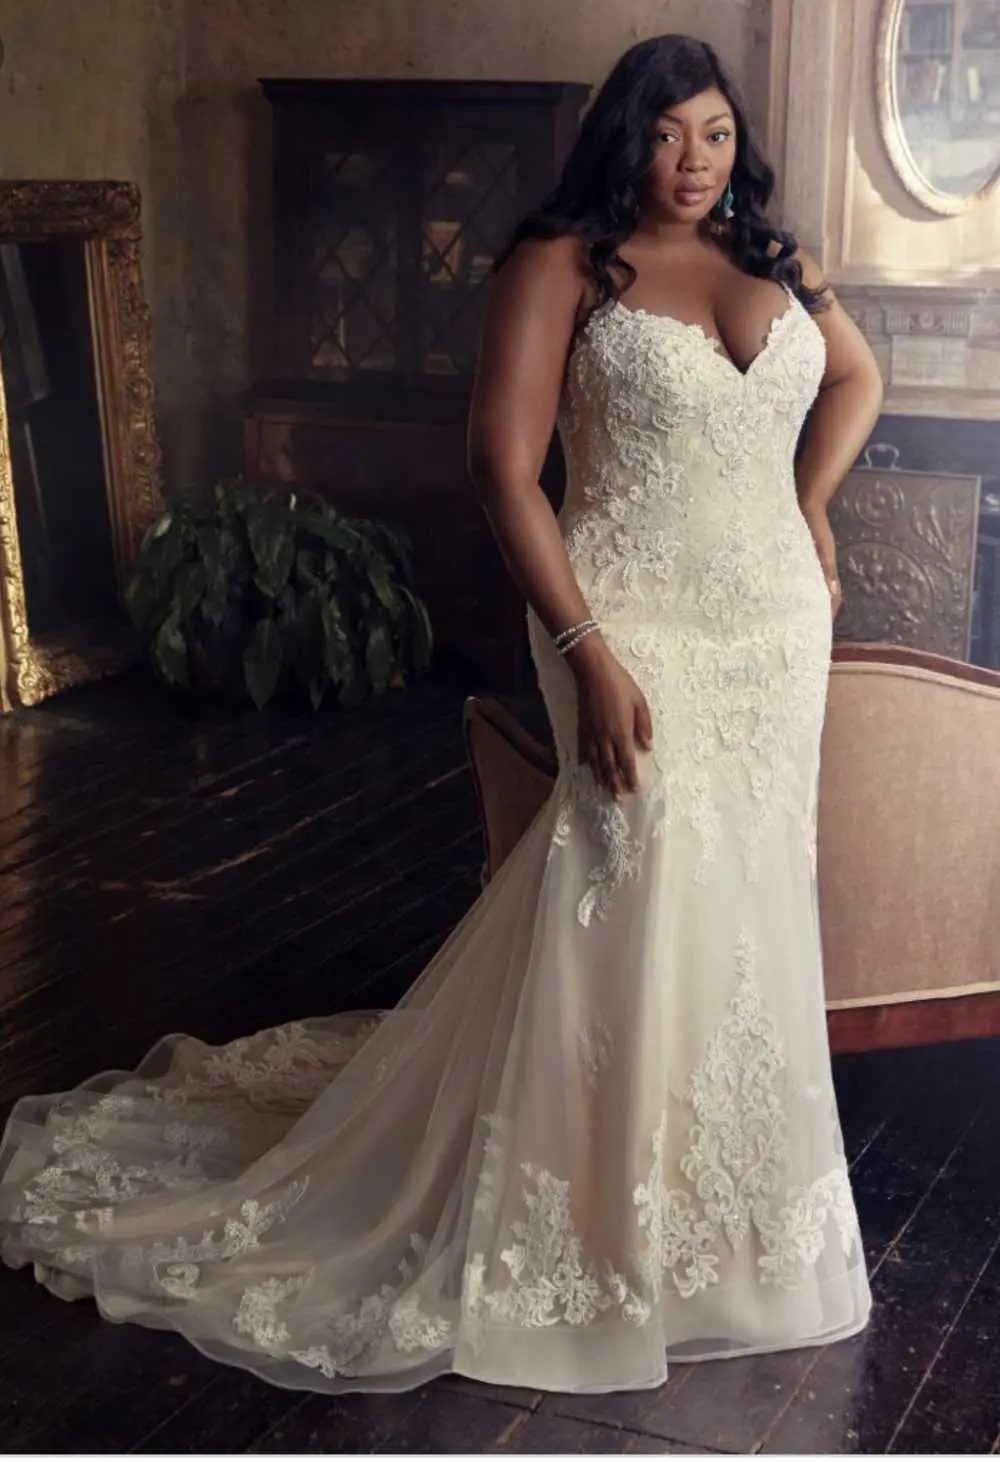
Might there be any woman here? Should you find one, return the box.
[0,36,882,1396]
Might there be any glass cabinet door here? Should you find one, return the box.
[417,141,520,377]
[306,146,399,380]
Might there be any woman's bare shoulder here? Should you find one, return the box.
[792,246,831,290]
[495,233,592,306]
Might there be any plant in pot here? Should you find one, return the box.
[126,478,433,709]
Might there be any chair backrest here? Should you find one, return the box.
[462,696,556,884]
[463,647,1000,1024]
[820,645,1000,1010]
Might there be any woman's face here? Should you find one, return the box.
[643,86,737,224]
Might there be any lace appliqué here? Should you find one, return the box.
[578,1012,613,1091]
[563,463,685,611]
[755,1171,858,1287]
[13,1094,229,1270]
[532,296,830,914]
[159,1019,382,1112]
[146,1180,308,1299]
[635,932,859,1296]
[548,767,643,926]
[466,933,860,1330]
[472,1113,510,1221]
[232,1233,452,1379]
[464,1163,650,1330]
[615,619,829,885]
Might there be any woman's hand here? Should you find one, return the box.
[564,636,654,798]
[802,505,843,621]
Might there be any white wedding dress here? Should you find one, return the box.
[0,286,871,1395]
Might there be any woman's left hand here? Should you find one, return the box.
[802,506,843,620]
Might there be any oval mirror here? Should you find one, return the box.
[877,0,1000,213]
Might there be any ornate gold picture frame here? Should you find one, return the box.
[0,180,164,708]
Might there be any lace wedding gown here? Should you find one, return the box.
[0,286,871,1395]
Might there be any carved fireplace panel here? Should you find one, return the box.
[829,449,981,659]
[0,181,164,709]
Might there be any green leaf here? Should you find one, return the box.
[320,598,351,682]
[296,494,338,522]
[125,568,158,634]
[296,510,361,555]
[214,476,255,515]
[216,524,248,576]
[172,560,208,620]
[294,588,322,642]
[142,510,174,549]
[201,566,230,627]
[199,523,248,625]
[295,547,327,591]
[151,614,189,688]
[247,504,295,598]
[366,559,400,615]
[365,621,394,694]
[401,586,434,672]
[243,616,283,709]
[372,521,414,582]
[131,476,427,714]
[137,511,186,593]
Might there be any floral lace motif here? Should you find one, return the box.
[472,1113,511,1221]
[464,1165,650,1330]
[534,295,830,913]
[547,766,644,926]
[578,1011,613,1092]
[636,930,858,1296]
[466,932,860,1328]
[146,1181,308,1299]
[13,1094,230,1269]
[231,1233,452,1379]
[158,1019,381,1112]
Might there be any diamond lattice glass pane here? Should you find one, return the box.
[419,144,518,375]
[308,150,397,377]
[310,293,395,375]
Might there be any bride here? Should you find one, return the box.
[0,35,884,1396]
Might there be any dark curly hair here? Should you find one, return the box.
[497,34,828,315]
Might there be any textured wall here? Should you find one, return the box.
[0,0,189,485]
[184,0,771,487]
[0,0,769,492]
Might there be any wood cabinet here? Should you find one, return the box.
[245,79,588,689]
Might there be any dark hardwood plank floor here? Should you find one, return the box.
[0,671,997,1454]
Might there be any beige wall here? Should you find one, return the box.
[840,0,1000,284]
[0,0,189,483]
[767,0,1000,420]
[0,0,769,491]
[770,0,1000,284]
[184,0,771,486]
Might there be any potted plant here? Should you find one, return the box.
[126,478,433,709]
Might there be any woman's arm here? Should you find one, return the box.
[468,237,652,797]
[794,251,885,609]
[468,237,594,649]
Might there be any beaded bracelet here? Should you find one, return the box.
[555,621,601,657]
[553,617,598,650]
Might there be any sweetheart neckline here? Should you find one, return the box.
[603,290,803,382]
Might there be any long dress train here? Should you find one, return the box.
[0,286,871,1395]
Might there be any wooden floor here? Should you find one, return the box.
[1,671,999,1455]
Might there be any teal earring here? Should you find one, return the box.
[712,181,735,222]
